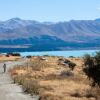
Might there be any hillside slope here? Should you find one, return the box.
[0,18,100,51]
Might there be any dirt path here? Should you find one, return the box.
[0,59,39,100]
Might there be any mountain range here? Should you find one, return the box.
[0,18,100,52]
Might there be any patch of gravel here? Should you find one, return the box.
[0,59,39,100]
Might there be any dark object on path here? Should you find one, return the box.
[3,63,6,73]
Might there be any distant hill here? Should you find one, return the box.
[0,18,100,52]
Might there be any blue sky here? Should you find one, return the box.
[0,0,100,22]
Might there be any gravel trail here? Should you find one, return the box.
[0,59,39,100]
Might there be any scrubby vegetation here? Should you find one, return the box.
[10,56,100,100]
[26,55,32,58]
[13,74,41,95]
[83,52,100,86]
[83,52,100,99]
[6,52,21,56]
[0,53,21,61]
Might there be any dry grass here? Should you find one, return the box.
[10,56,99,100]
[0,54,21,61]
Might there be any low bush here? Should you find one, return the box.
[69,56,75,58]
[68,62,76,70]
[26,55,32,58]
[60,70,74,77]
[6,52,21,56]
[70,92,82,98]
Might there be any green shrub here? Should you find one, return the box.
[83,52,100,86]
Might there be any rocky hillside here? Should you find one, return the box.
[0,18,100,52]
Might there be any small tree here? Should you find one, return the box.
[83,52,100,86]
[84,54,94,68]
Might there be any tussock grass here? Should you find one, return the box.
[10,56,100,100]
[30,59,50,71]
[22,79,40,95]
[13,74,41,95]
[39,94,63,100]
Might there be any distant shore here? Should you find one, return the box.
[1,49,98,57]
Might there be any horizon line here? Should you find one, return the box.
[0,17,100,23]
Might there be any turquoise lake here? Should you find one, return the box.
[20,50,99,57]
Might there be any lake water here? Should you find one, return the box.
[20,50,99,57]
